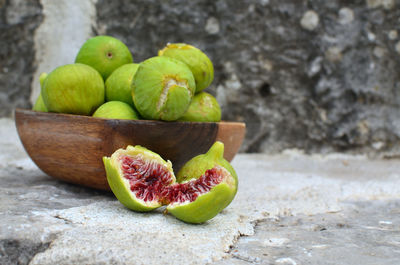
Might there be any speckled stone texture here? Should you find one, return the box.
[96,0,400,155]
[0,0,43,116]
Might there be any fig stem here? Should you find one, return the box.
[206,141,224,160]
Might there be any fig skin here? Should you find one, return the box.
[132,56,196,121]
[178,92,221,122]
[42,64,105,115]
[158,43,214,93]
[39,72,48,87]
[103,145,175,212]
[33,94,47,112]
[105,63,139,107]
[93,101,140,120]
[176,141,238,210]
[75,35,133,80]
[32,73,48,112]
[167,166,236,224]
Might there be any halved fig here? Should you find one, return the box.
[176,141,238,210]
[103,145,175,212]
[163,165,236,224]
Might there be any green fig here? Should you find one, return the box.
[103,145,175,212]
[158,43,214,93]
[32,73,48,112]
[164,165,236,224]
[105,63,139,107]
[32,94,47,112]
[39,72,48,87]
[132,56,195,121]
[41,64,105,115]
[75,35,133,80]
[178,92,221,122]
[93,101,140,120]
[176,141,238,210]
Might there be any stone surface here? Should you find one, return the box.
[0,0,43,116]
[218,200,400,265]
[300,10,319,31]
[1,118,400,264]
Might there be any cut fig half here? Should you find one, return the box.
[163,166,236,224]
[103,145,175,212]
[177,141,238,210]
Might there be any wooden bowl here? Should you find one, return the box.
[14,108,246,190]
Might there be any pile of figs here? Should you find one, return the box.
[33,36,221,123]
[33,35,237,224]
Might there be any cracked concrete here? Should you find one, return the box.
[220,200,400,264]
[1,117,400,264]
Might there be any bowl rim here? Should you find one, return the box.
[15,108,246,127]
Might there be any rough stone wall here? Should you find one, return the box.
[30,0,97,104]
[2,0,400,155]
[96,0,400,155]
[0,0,43,116]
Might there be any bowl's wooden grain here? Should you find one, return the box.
[15,108,246,190]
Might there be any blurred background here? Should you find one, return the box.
[1,0,399,156]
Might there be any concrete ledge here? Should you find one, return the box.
[1,118,399,264]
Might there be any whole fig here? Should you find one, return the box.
[75,35,133,80]
[32,73,48,112]
[41,64,105,115]
[132,56,195,121]
[178,92,221,122]
[159,43,214,93]
[93,101,140,120]
[105,63,139,107]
